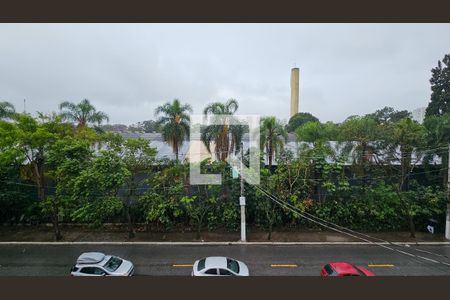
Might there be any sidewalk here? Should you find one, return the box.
[0,225,448,243]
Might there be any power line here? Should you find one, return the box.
[252,184,450,270]
[0,166,448,191]
[255,184,450,260]
[281,144,449,161]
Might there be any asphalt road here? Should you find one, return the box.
[0,244,450,276]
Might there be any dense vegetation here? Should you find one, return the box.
[0,55,449,241]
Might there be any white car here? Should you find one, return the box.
[70,252,134,276]
[192,256,249,276]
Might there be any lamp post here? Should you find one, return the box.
[240,142,246,242]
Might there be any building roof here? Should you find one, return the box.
[116,132,442,166]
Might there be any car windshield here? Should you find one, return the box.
[197,259,206,271]
[324,264,335,275]
[103,256,123,272]
[227,258,240,273]
[353,265,366,276]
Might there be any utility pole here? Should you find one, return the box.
[446,143,450,240]
[239,142,246,242]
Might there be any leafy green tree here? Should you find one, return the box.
[253,150,312,239]
[181,192,217,240]
[379,118,426,237]
[400,183,447,238]
[0,113,72,203]
[338,116,380,181]
[139,162,188,230]
[286,112,319,133]
[260,117,287,171]
[254,168,282,240]
[106,134,157,238]
[136,120,162,133]
[43,136,93,240]
[59,99,109,128]
[366,106,411,125]
[0,101,16,120]
[423,114,450,188]
[201,99,244,161]
[296,121,338,145]
[71,150,130,225]
[425,54,450,117]
[155,99,192,161]
[0,132,36,225]
[384,118,426,191]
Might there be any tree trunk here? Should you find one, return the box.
[442,153,449,189]
[174,138,179,162]
[125,194,135,239]
[52,204,62,241]
[196,218,202,240]
[361,142,367,187]
[34,160,46,202]
[409,215,416,238]
[267,222,273,240]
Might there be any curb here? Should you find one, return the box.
[0,241,450,245]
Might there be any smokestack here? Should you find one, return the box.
[290,67,299,118]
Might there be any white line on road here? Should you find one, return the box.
[416,256,440,264]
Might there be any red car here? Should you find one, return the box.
[320,262,375,277]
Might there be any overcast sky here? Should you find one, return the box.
[1,24,449,125]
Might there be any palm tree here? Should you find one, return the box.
[260,117,287,171]
[201,99,242,161]
[155,99,193,161]
[59,99,109,128]
[0,101,15,119]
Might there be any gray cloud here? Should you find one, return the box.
[0,24,449,124]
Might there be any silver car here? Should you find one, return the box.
[70,252,134,276]
[192,256,249,276]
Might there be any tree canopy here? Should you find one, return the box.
[286,112,319,132]
[425,54,450,117]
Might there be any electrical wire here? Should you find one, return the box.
[0,166,448,191]
[255,184,450,260]
[252,184,450,271]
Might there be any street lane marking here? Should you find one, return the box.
[416,256,440,264]
[368,264,395,267]
[173,264,193,267]
[271,264,298,267]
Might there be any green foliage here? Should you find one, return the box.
[201,99,244,161]
[312,183,404,231]
[286,112,319,133]
[0,164,36,224]
[366,106,411,125]
[71,197,123,225]
[70,150,130,225]
[425,54,450,117]
[181,194,217,238]
[155,99,192,161]
[59,99,109,128]
[400,183,448,225]
[1,95,449,239]
[296,121,338,145]
[260,116,287,169]
[139,162,187,229]
[0,101,16,120]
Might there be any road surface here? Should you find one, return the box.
[0,243,450,276]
